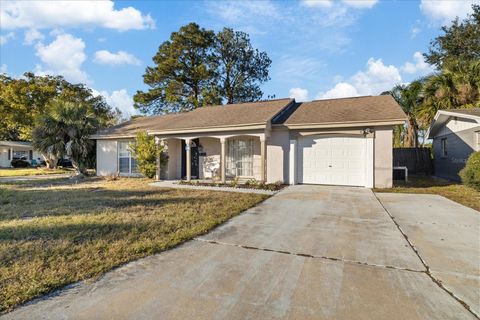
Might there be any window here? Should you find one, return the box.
[226,138,254,177]
[13,150,28,160]
[118,141,138,174]
[441,138,448,158]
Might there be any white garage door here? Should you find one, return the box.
[297,135,366,186]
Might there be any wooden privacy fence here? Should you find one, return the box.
[393,148,433,175]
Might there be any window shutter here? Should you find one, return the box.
[8,149,11,160]
[29,150,33,160]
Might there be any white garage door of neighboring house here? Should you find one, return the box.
[297,135,367,186]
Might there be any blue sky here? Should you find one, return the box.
[0,0,478,117]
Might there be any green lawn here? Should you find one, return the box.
[0,168,73,177]
[0,178,268,313]
[375,176,480,211]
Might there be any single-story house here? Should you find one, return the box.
[92,95,406,188]
[427,108,480,181]
[0,141,43,167]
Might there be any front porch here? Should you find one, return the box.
[154,133,267,183]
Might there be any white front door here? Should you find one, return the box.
[297,135,367,186]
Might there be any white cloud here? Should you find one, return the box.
[35,33,89,84]
[342,0,378,8]
[207,1,280,24]
[410,26,421,38]
[1,0,155,31]
[316,58,402,99]
[350,58,401,95]
[302,0,377,9]
[301,0,333,8]
[0,32,14,45]
[317,82,359,99]
[420,0,478,24]
[23,29,44,45]
[275,56,326,83]
[94,50,141,66]
[0,64,7,73]
[93,89,136,117]
[289,87,309,101]
[401,51,434,75]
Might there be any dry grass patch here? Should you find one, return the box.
[375,176,480,211]
[0,178,268,313]
[0,168,72,177]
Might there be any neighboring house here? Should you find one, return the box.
[92,95,406,188]
[0,141,43,167]
[427,108,480,181]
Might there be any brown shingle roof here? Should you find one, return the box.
[94,98,294,137]
[444,108,480,117]
[284,95,406,126]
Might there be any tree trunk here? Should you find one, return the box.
[404,115,419,148]
[42,154,58,169]
[71,158,86,176]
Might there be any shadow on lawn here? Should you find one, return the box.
[393,175,457,188]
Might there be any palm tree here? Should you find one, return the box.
[418,60,480,126]
[33,99,99,175]
[388,79,425,147]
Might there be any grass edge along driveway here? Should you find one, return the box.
[0,178,268,313]
[375,176,480,212]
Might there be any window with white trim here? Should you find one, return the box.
[118,141,138,174]
[226,138,254,177]
[441,138,448,158]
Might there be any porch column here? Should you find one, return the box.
[260,137,266,183]
[185,138,191,181]
[220,137,226,183]
[155,137,161,181]
[289,139,297,185]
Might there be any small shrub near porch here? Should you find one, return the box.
[178,178,285,191]
[460,151,480,191]
[129,131,167,178]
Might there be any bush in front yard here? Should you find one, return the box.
[460,152,480,191]
[129,131,167,179]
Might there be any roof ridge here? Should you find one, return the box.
[309,95,378,103]
[448,107,480,111]
[195,97,293,109]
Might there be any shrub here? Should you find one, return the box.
[244,178,258,187]
[129,131,167,179]
[460,152,480,191]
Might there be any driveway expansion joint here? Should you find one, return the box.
[194,238,425,273]
[373,192,479,319]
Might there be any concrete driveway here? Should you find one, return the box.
[3,185,478,320]
[376,193,480,316]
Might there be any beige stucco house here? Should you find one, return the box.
[92,95,406,188]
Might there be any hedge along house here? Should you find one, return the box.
[92,95,406,188]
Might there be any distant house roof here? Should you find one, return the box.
[283,95,406,127]
[92,98,294,138]
[441,108,480,118]
[0,141,33,148]
[427,108,480,139]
